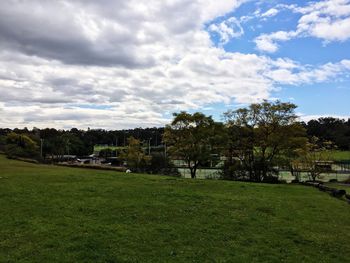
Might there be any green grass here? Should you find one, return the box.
[329,150,350,161]
[1,155,350,262]
[325,183,350,190]
[93,145,124,152]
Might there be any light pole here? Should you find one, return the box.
[40,138,44,159]
[148,138,152,155]
[155,130,158,146]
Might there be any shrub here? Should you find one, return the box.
[342,177,350,184]
[146,152,180,177]
[262,176,280,184]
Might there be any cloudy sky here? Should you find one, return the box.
[1,0,349,129]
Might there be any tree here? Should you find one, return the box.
[224,100,307,182]
[99,148,115,158]
[60,133,92,156]
[5,132,39,158]
[163,112,223,178]
[120,136,151,172]
[147,151,180,176]
[306,117,350,150]
[277,132,308,182]
[0,135,6,152]
[301,137,334,181]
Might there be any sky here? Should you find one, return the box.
[0,0,349,129]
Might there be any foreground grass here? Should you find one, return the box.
[0,156,350,262]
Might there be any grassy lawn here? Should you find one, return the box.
[329,150,350,161]
[0,155,350,262]
[325,183,350,190]
[93,145,125,152]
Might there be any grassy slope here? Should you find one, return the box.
[0,156,350,262]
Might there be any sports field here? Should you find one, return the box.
[329,150,350,161]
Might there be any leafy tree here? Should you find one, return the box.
[0,135,6,152]
[163,112,224,178]
[306,117,350,150]
[301,137,334,181]
[277,133,308,182]
[147,152,180,176]
[61,133,92,156]
[5,132,39,158]
[120,136,151,172]
[41,133,92,159]
[99,148,115,158]
[224,100,307,182]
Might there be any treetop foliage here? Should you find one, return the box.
[224,100,298,127]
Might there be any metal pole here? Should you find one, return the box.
[40,138,43,158]
[148,138,151,155]
[155,131,158,146]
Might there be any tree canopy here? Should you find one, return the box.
[163,112,224,178]
[223,100,307,182]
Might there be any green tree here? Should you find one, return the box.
[120,136,151,172]
[301,137,334,181]
[60,133,92,156]
[0,135,6,152]
[163,112,223,178]
[147,152,180,176]
[224,100,307,182]
[99,148,115,158]
[5,132,39,158]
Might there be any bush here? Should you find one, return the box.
[57,163,126,172]
[328,178,338,183]
[146,152,180,177]
[221,160,249,181]
[342,177,350,184]
[222,160,281,183]
[279,179,287,184]
[7,156,39,164]
[262,176,280,184]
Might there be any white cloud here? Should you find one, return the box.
[254,31,298,53]
[0,0,349,129]
[255,0,350,52]
[261,8,279,18]
[209,17,244,45]
[300,16,350,42]
[298,114,350,122]
[266,59,350,84]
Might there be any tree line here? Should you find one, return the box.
[0,100,349,182]
[0,127,164,159]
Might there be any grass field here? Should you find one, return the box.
[93,145,124,152]
[1,155,350,262]
[329,150,350,161]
